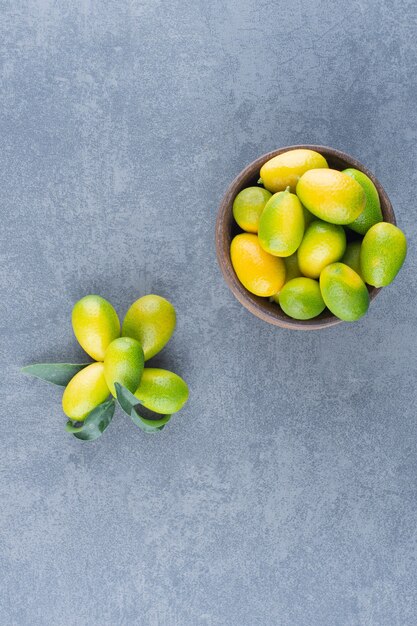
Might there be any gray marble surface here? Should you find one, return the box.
[1,1,417,624]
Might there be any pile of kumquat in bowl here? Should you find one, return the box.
[216,145,406,329]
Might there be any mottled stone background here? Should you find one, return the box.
[1,1,417,624]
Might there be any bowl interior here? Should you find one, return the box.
[216,144,395,330]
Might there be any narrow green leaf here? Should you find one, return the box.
[21,363,90,386]
[114,382,171,434]
[114,382,139,416]
[130,406,171,433]
[66,399,115,441]
[65,422,83,433]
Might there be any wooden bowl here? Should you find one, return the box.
[216,145,396,330]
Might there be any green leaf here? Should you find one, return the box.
[66,399,115,441]
[114,382,171,434]
[130,407,171,433]
[65,422,83,433]
[21,363,90,386]
[114,382,139,416]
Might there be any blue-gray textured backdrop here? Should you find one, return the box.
[1,1,417,625]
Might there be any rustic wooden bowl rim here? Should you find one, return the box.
[215,144,396,330]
